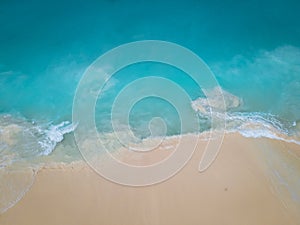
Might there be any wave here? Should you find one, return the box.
[191,87,242,114]
[225,112,300,145]
[0,114,76,214]
[0,85,299,214]
[37,121,77,156]
[0,114,76,168]
[191,88,300,145]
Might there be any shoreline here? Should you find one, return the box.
[1,133,300,225]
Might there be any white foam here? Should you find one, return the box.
[232,128,300,145]
[191,87,242,115]
[0,114,77,168]
[0,116,77,214]
[222,112,300,144]
[38,121,77,156]
[221,113,300,145]
[191,89,300,145]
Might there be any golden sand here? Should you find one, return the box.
[1,133,300,225]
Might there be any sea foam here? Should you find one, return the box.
[37,121,77,156]
[0,114,76,168]
[0,114,76,214]
[191,87,242,114]
[191,88,300,145]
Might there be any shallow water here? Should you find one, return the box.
[0,0,300,213]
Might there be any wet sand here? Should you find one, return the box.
[1,133,300,225]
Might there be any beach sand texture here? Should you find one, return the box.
[1,133,300,225]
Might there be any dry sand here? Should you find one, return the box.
[1,133,300,225]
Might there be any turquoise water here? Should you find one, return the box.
[0,0,299,159]
[1,0,300,213]
[1,0,300,160]
[0,0,300,170]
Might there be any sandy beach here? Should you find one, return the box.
[1,133,300,225]
[1,0,300,224]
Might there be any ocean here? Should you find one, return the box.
[1,0,300,213]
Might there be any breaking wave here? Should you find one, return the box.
[0,114,76,213]
[191,88,300,145]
